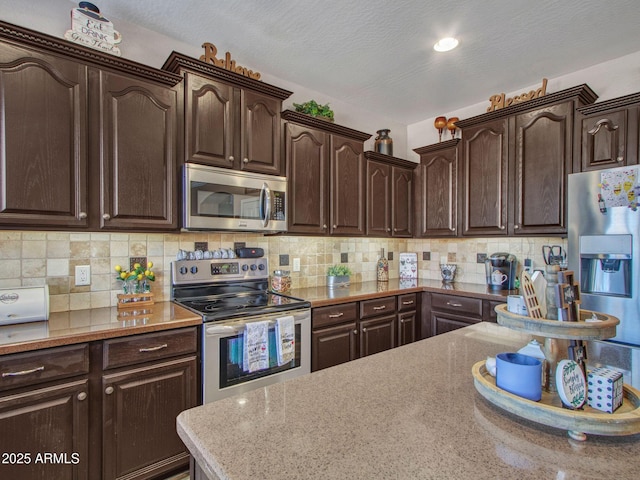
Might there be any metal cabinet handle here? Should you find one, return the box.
[499,225,505,230]
[372,305,386,311]
[617,156,624,162]
[228,156,235,162]
[399,319,405,324]
[393,228,398,232]
[362,327,367,333]
[514,224,520,229]
[2,366,45,377]
[105,386,114,395]
[328,313,344,318]
[139,344,168,353]
[402,301,414,305]
[353,329,358,335]
[323,224,327,229]
[446,302,463,307]
[333,224,337,229]
[103,213,111,220]
[386,228,391,232]
[243,158,249,164]
[78,212,88,219]
[77,392,87,401]
[449,227,455,232]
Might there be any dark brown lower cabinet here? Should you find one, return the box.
[0,379,89,480]
[422,292,505,338]
[312,294,420,372]
[102,356,197,480]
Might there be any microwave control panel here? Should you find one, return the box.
[273,191,285,220]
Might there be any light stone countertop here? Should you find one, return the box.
[177,322,640,480]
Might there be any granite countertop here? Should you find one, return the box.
[177,323,640,480]
[290,278,514,307]
[0,302,202,355]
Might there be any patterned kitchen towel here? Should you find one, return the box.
[275,315,295,366]
[243,320,270,373]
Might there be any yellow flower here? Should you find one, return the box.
[147,261,153,269]
[137,273,143,281]
[119,272,127,280]
[114,265,122,272]
[145,270,151,276]
[134,263,141,269]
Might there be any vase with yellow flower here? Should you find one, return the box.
[114,261,156,308]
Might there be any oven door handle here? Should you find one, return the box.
[205,325,241,336]
[259,182,271,228]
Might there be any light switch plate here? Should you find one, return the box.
[292,258,301,272]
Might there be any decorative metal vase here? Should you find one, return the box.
[374,129,393,156]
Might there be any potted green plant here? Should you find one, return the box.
[327,264,352,288]
[293,100,334,122]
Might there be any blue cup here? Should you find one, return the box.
[496,352,542,401]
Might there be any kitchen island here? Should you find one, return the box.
[177,322,640,480]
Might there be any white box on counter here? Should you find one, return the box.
[587,367,623,413]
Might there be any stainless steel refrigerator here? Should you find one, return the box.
[568,166,640,388]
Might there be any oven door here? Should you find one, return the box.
[183,163,287,232]
[202,308,310,403]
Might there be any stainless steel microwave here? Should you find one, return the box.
[183,163,287,232]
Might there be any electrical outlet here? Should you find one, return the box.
[279,254,289,266]
[75,265,91,286]
[341,252,348,263]
[477,253,487,263]
[292,258,301,272]
[422,251,431,261]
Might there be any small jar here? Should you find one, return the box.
[271,270,291,293]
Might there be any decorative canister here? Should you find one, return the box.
[374,129,393,156]
[377,248,389,282]
[271,270,291,293]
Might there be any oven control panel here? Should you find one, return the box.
[172,258,268,285]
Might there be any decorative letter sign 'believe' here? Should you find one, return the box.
[200,43,261,80]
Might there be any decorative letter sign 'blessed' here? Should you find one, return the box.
[487,78,548,112]
[200,43,261,80]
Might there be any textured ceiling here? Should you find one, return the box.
[76,1,640,123]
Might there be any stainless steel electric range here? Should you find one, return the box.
[171,257,311,404]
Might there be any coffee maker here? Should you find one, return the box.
[485,252,517,290]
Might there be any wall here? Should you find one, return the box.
[408,50,640,161]
[0,230,564,313]
[0,0,409,159]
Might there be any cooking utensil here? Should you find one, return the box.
[542,245,565,265]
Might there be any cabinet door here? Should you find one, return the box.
[366,160,391,236]
[431,313,480,336]
[0,44,88,228]
[330,135,365,235]
[359,314,395,357]
[397,310,416,346]
[102,356,197,480]
[512,102,572,235]
[184,72,235,168]
[286,123,329,234]
[241,90,283,175]
[311,322,357,371]
[98,70,178,230]
[0,379,89,480]
[460,118,508,235]
[416,145,457,237]
[580,109,629,171]
[391,166,413,237]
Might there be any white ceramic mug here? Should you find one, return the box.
[491,270,508,285]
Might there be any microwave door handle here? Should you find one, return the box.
[260,183,271,227]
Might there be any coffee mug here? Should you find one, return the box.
[491,270,508,285]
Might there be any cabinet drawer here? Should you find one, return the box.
[430,293,483,318]
[397,293,417,312]
[0,344,89,391]
[360,296,397,319]
[103,327,198,370]
[313,303,358,329]
[483,300,505,323]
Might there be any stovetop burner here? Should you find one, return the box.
[171,259,310,322]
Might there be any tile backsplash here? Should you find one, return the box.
[0,231,565,312]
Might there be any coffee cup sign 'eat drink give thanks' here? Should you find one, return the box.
[487,78,548,112]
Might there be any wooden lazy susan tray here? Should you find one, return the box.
[473,361,640,440]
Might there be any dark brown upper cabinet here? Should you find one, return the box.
[456,84,598,236]
[365,151,415,237]
[163,52,292,176]
[413,139,459,237]
[575,92,640,172]
[0,20,182,231]
[283,110,370,235]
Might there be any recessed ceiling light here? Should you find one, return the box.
[434,37,459,52]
